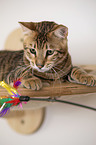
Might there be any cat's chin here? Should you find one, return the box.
[32,65,50,73]
[36,68,46,73]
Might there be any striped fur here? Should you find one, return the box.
[0,21,96,90]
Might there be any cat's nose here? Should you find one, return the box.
[37,64,44,69]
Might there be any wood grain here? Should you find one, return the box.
[0,81,96,98]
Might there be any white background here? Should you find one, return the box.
[0,0,96,145]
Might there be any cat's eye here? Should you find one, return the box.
[30,48,36,55]
[46,50,54,55]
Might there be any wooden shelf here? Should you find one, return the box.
[17,82,96,97]
[0,65,96,98]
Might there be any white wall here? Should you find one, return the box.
[0,0,96,64]
[0,0,96,145]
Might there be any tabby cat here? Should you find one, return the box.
[0,21,96,90]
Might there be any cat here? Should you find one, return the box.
[0,21,96,90]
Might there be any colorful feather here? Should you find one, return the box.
[13,78,21,89]
[0,78,21,117]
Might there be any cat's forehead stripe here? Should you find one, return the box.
[36,34,47,49]
[35,22,56,49]
[35,21,55,33]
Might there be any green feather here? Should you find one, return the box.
[0,97,13,109]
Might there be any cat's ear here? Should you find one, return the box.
[52,25,68,39]
[18,22,35,35]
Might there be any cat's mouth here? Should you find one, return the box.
[31,65,51,73]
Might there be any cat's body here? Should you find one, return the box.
[0,50,24,82]
[0,21,96,89]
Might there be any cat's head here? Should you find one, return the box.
[19,21,68,72]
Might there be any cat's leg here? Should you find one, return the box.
[5,67,42,90]
[6,74,42,90]
[22,76,42,90]
[68,66,96,86]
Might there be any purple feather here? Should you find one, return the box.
[0,108,10,117]
[15,81,21,87]
[13,78,21,88]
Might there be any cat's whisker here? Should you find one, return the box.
[13,65,31,80]
[49,69,55,80]
[0,63,25,68]
[0,64,30,75]
[32,68,34,76]
[53,66,66,74]
[48,69,56,95]
[53,62,65,69]
[51,68,60,79]
[19,65,32,76]
[51,68,61,83]
[51,68,62,96]
[17,67,32,80]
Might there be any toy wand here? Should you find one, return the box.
[0,79,96,117]
[19,95,96,111]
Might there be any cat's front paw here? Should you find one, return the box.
[79,75,96,86]
[22,78,42,90]
[68,67,96,87]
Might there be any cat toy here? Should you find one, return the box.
[0,78,96,117]
[0,78,22,117]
